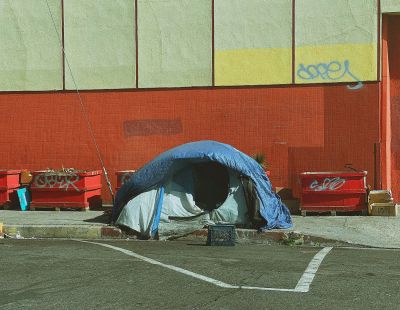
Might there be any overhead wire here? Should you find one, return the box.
[44,0,114,202]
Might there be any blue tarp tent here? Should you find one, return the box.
[112,141,292,237]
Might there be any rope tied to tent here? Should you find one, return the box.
[44,0,114,202]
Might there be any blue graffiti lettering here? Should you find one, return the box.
[297,60,363,90]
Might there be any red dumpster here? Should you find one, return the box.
[30,170,102,210]
[299,171,367,215]
[0,170,21,207]
[115,170,135,192]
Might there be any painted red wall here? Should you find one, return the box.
[0,84,379,202]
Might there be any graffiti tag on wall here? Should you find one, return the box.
[297,60,363,90]
[33,173,80,191]
[309,177,346,191]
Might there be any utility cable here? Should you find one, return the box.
[44,0,114,202]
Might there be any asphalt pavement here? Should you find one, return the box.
[1,240,399,310]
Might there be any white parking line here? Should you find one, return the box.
[295,247,333,292]
[77,240,332,293]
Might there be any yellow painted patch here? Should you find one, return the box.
[215,48,292,86]
[295,43,377,84]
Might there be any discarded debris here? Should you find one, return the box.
[281,232,304,246]
[3,233,23,239]
[40,167,86,176]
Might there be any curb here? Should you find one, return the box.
[171,228,356,247]
[1,224,357,247]
[2,224,122,239]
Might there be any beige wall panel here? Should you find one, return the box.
[214,0,292,86]
[382,0,400,13]
[64,0,136,90]
[0,0,63,91]
[138,0,212,88]
[296,0,378,84]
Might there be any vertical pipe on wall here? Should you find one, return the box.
[376,0,382,189]
[61,0,65,90]
[374,143,381,189]
[291,0,296,84]
[377,0,381,81]
[135,0,139,88]
[212,0,215,86]
[380,15,391,191]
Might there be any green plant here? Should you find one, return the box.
[281,232,304,246]
[252,153,269,170]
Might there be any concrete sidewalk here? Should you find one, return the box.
[1,210,399,248]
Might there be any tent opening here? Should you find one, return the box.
[192,162,229,211]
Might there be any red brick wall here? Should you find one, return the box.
[0,84,379,203]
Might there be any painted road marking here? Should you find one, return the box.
[294,247,333,292]
[77,240,332,293]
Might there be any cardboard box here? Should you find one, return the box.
[368,190,393,204]
[370,203,399,216]
[368,190,393,214]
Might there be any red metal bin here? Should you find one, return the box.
[30,170,102,210]
[0,170,21,207]
[299,171,367,215]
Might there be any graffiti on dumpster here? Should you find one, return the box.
[33,173,80,191]
[309,177,346,191]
